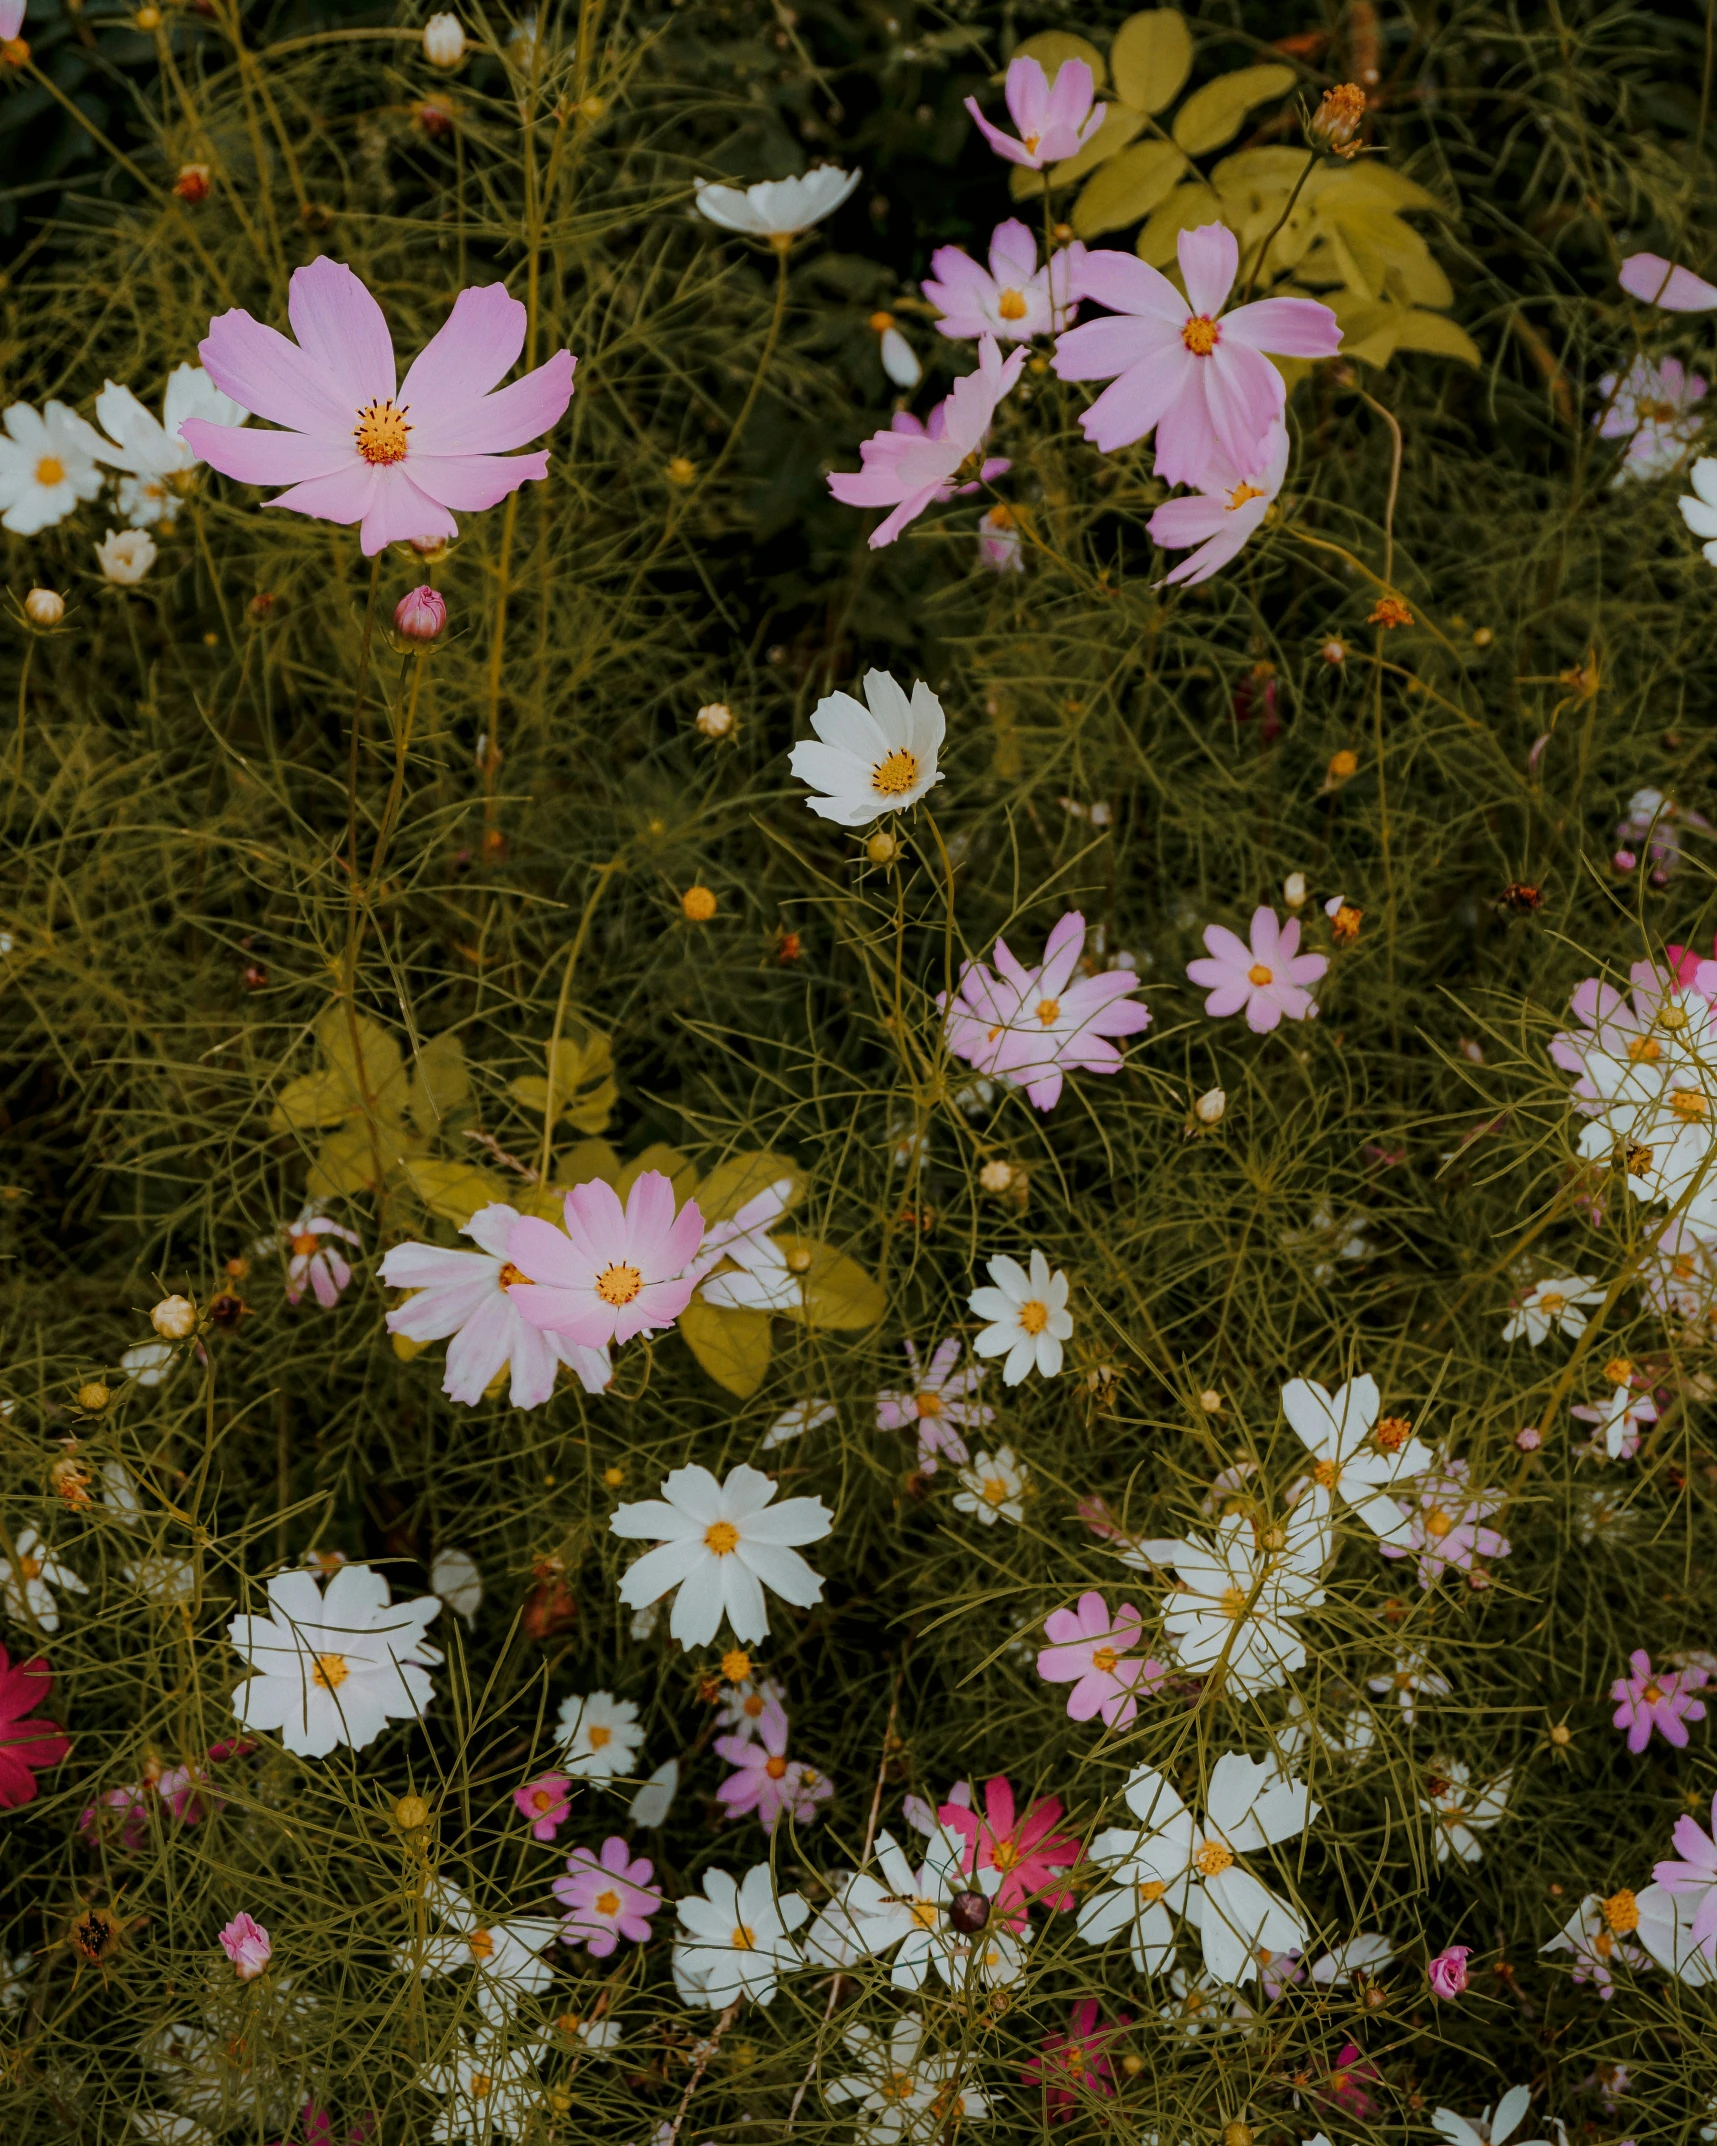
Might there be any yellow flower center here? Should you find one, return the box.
[1425,1507,1453,1538]
[354,398,412,465]
[595,1889,621,1916]
[743,1692,764,1717]
[1538,1291,1565,1314]
[1226,481,1266,510]
[882,2070,916,2103]
[1601,1888,1639,1933]
[731,1924,756,1950]
[1195,1839,1235,1876]
[1182,315,1220,356]
[1628,1035,1662,1062]
[1312,1458,1341,1490]
[468,1928,494,1960]
[1604,1356,1633,1385]
[470,2073,492,2099]
[991,1838,1021,1871]
[1091,1645,1119,1674]
[1643,1681,1663,1704]
[1021,132,1041,154]
[312,1651,349,1689]
[1677,1253,1698,1279]
[911,1897,939,1928]
[982,1476,1010,1505]
[706,1520,740,1555]
[1035,997,1061,1027]
[1065,2048,1086,2076]
[34,455,65,488]
[722,1648,752,1682]
[587,1723,613,1749]
[498,1261,530,1289]
[916,1390,943,1418]
[1594,1929,1614,1957]
[765,1754,788,1780]
[872,747,921,797]
[1218,1584,1248,1619]
[1247,963,1273,986]
[1018,1298,1050,1335]
[290,1231,322,1259]
[16,1555,40,1581]
[531,1788,554,1812]
[997,288,1028,321]
[595,1261,642,1306]
[1138,1879,1166,1903]
[1672,1089,1708,1121]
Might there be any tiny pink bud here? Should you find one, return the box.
[1427,1943,1470,1999]
[394,586,447,642]
[1515,1424,1543,1452]
[218,1911,272,1979]
[1613,848,1638,873]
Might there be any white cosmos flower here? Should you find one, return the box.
[1432,2087,1560,2146]
[1310,1930,1395,1985]
[629,1757,679,1828]
[1502,1274,1604,1345]
[696,166,860,240]
[556,1689,645,1778]
[416,2024,550,2143]
[804,1828,1013,1991]
[826,2012,990,2141]
[91,364,247,526]
[1635,1878,1717,1986]
[696,1178,801,1311]
[94,527,157,584]
[788,669,946,825]
[1421,1757,1511,1864]
[1281,1372,1432,1545]
[1153,1508,1329,1698]
[1682,455,1717,565]
[121,1340,177,1388]
[672,1863,808,2007]
[1366,1652,1450,1723]
[122,1555,195,1606]
[400,1879,557,2024]
[610,1463,832,1646]
[0,1528,87,1632]
[953,1445,1028,1527]
[226,1563,442,1758]
[429,1547,483,1625]
[968,1249,1072,1383]
[0,401,105,535]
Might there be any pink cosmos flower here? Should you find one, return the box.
[1379,1459,1510,1588]
[715,1707,833,1834]
[506,1171,704,1351]
[219,1911,273,1979]
[941,910,1152,1109]
[283,1208,359,1309]
[182,259,576,554]
[979,503,1024,572]
[1186,906,1328,1032]
[271,2110,374,2146]
[1620,252,1717,311]
[1258,1947,1305,2000]
[874,1336,992,1473]
[1020,1997,1126,2119]
[938,1773,1081,1926]
[1036,1592,1164,1728]
[828,334,1024,547]
[1572,1383,1658,1461]
[1653,1791,1717,1953]
[1318,2040,1381,2121]
[966,55,1104,170]
[514,1771,574,1842]
[1149,420,1289,587]
[884,404,1010,499]
[715,1674,788,1742]
[923,219,1083,341]
[1052,226,1341,476]
[1596,357,1707,481]
[79,1781,152,1851]
[0,4,24,44]
[1427,1943,1470,1998]
[1610,1649,1707,1754]
[1550,959,1717,1108]
[553,1835,664,1957]
[1541,1892,1647,1996]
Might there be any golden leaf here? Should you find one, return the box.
[1171,63,1297,156]
[508,1027,616,1133]
[1047,102,1147,188]
[1073,138,1186,238]
[269,1003,406,1134]
[1390,307,1480,365]
[777,1239,886,1331]
[404,1030,470,1132]
[694,1151,808,1224]
[554,1137,622,1188]
[614,1143,699,1206]
[1136,182,1223,265]
[397,1158,511,1227]
[678,1294,773,1398]
[1010,29,1107,87]
[1109,8,1194,114]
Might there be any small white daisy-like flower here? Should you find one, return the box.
[0,400,105,535]
[226,1563,442,1759]
[94,527,158,584]
[788,669,946,825]
[0,1528,88,1632]
[429,1548,483,1625]
[1502,1274,1605,1345]
[953,1446,1029,1527]
[671,1863,808,2007]
[1432,2086,1559,2146]
[1421,1756,1511,1864]
[760,1397,836,1451]
[609,1462,832,1647]
[398,1878,557,2025]
[416,2023,550,2141]
[1367,1651,1452,1723]
[695,167,860,242]
[90,365,247,527]
[968,1249,1072,1383]
[556,1690,645,1779]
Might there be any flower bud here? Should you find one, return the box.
[394,1793,431,1829]
[151,1295,196,1341]
[1327,748,1358,784]
[1426,1944,1470,1999]
[979,1159,1016,1193]
[393,586,447,642]
[218,1912,272,1980]
[174,163,212,204]
[866,831,899,866]
[1613,848,1637,874]
[423,12,466,67]
[75,1381,111,1414]
[695,701,734,739]
[681,885,717,922]
[1309,82,1368,155]
[947,1890,990,1934]
[23,588,64,627]
[666,455,697,488]
[1194,1088,1227,1127]
[408,533,451,563]
[1320,638,1347,666]
[1199,1388,1223,1414]
[1515,1424,1542,1452]
[1283,870,1308,910]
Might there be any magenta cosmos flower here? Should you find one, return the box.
[506,1171,704,1351]
[874,1336,993,1473]
[181,258,576,555]
[1379,1459,1510,1588]
[965,55,1104,170]
[1611,1649,1707,1754]
[554,1835,663,1957]
[714,1707,833,1834]
[942,909,1152,1109]
[514,1770,573,1842]
[1150,420,1289,587]
[1187,905,1327,1032]
[0,1645,68,1809]
[938,1773,1081,1926]
[1620,251,1717,311]
[923,218,1083,342]
[283,1208,359,1309]
[1036,1591,1164,1728]
[884,405,1010,498]
[1020,1997,1127,2119]
[828,334,1023,547]
[1053,225,1341,478]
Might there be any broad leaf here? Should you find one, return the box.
[398,1158,511,1227]
[1047,102,1147,188]
[404,1030,470,1132]
[1391,307,1480,364]
[679,1295,773,1397]
[1170,63,1296,156]
[777,1239,887,1331]
[615,1143,699,1207]
[695,1151,808,1224]
[1073,137,1186,237]
[1110,9,1193,114]
[1136,182,1223,265]
[554,1137,622,1189]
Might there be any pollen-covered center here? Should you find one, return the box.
[1137,1878,1166,1903]
[1091,1645,1120,1674]
[764,1754,788,1779]
[498,1262,530,1289]
[1312,1458,1341,1490]
[1018,1298,1050,1335]
[915,1390,943,1418]
[1425,1507,1454,1539]
[595,1261,642,1306]
[997,287,1029,321]
[467,1928,495,1961]
[312,1651,349,1689]
[290,1231,322,1259]
[594,1889,621,1916]
[1248,963,1273,986]
[990,1838,1021,1871]
[1218,1584,1248,1619]
[1194,1838,1235,1876]
[1672,1089,1709,1120]
[1035,998,1061,1026]
[34,455,65,488]
[1601,1887,1639,1933]
[1182,315,1221,356]
[587,1723,613,1750]
[730,1923,756,1950]
[469,2073,493,2099]
[1226,482,1266,511]
[872,747,920,797]
[705,1520,741,1556]
[354,397,412,466]
[982,1476,1010,1506]
[910,1897,939,1928]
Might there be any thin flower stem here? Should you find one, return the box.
[537,858,628,1188]
[1238,150,1320,306]
[664,1997,742,2146]
[12,635,34,790]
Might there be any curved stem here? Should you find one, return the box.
[536,858,628,1188]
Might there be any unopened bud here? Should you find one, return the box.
[865,831,899,865]
[393,586,446,642]
[947,1890,990,1933]
[681,885,717,922]
[408,533,451,563]
[151,1295,196,1340]
[978,1159,1016,1193]
[24,588,64,628]
[1515,1424,1542,1452]
[423,12,466,67]
[75,1381,111,1414]
[1199,1388,1223,1414]
[1327,748,1359,784]
[666,455,697,488]
[395,1793,431,1829]
[174,163,212,204]
[695,701,734,739]
[1283,870,1307,910]
[1320,637,1347,666]
[1194,1088,1227,1127]
[1224,2125,1255,2146]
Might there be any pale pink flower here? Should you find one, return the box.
[1149,421,1289,586]
[1654,1791,1717,1953]
[828,335,1024,547]
[554,1835,663,1957]
[507,1172,704,1351]
[1186,906,1327,1032]
[181,258,576,554]
[1611,1649,1707,1754]
[1595,357,1706,480]
[1427,1943,1470,1998]
[219,1911,272,1980]
[78,1782,152,1853]
[1620,252,1717,311]
[1572,1383,1657,1461]
[979,503,1024,572]
[923,219,1082,341]
[514,1771,574,1842]
[1052,226,1341,476]
[1035,1591,1164,1727]
[715,1675,788,1741]
[874,1337,992,1473]
[965,54,1104,169]
[1379,1460,1510,1588]
[942,910,1152,1108]
[715,1708,833,1834]
[282,1208,359,1309]
[884,404,1009,498]
[0,5,24,44]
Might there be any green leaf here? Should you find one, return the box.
[508,1027,615,1132]
[1109,9,1193,114]
[1326,292,1403,367]
[1135,182,1223,266]
[695,1151,808,1224]
[1011,29,1107,88]
[778,1239,886,1331]
[397,1158,510,1227]
[1170,63,1296,156]
[307,1121,393,1202]
[404,1030,470,1132]
[678,1295,773,1397]
[1391,307,1481,364]
[269,1004,406,1134]
[1073,138,1186,237]
[1047,102,1146,188]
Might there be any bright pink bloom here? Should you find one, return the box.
[714,1707,833,1834]
[966,55,1104,170]
[1427,1943,1470,1998]
[1379,1459,1510,1587]
[1655,1792,1717,1952]
[553,1835,664,1956]
[1610,1649,1707,1754]
[1149,420,1289,587]
[874,1336,992,1473]
[1186,905,1327,1032]
[938,1773,1080,1926]
[1020,1997,1127,2118]
[0,1644,68,1808]
[394,586,446,641]
[941,910,1152,1109]
[1053,226,1341,476]
[1035,1591,1164,1727]
[923,219,1082,341]
[1319,2040,1381,2120]
[219,1911,273,1979]
[507,1171,704,1350]
[1620,252,1717,311]
[182,259,576,555]
[79,1781,151,1850]
[283,1208,359,1309]
[514,1770,574,1842]
[828,335,1024,546]
[884,405,1009,498]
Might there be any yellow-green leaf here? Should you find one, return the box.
[1073,137,1186,237]
[314,1001,407,1114]
[1109,9,1193,114]
[405,1030,470,1131]
[1326,292,1403,367]
[1011,29,1106,88]
[554,1137,622,1189]
[509,1027,615,1133]
[269,1067,355,1136]
[1047,102,1146,187]
[615,1143,699,1206]
[1136,182,1223,265]
[398,1158,510,1227]
[778,1239,886,1331]
[695,1151,808,1224]
[678,1295,773,1397]
[308,1121,391,1202]
[1391,307,1481,365]
[1170,63,1296,156]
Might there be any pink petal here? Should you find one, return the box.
[179,421,354,487]
[1203,346,1285,476]
[400,284,526,410]
[358,471,460,554]
[1080,348,1196,454]
[1151,375,1216,485]
[287,257,397,404]
[1069,248,1187,325]
[865,482,945,547]
[198,310,350,436]
[965,99,1035,166]
[1052,313,1176,382]
[1178,223,1238,318]
[402,448,551,511]
[623,1169,676,1262]
[1149,495,1231,546]
[1201,924,1252,967]
[1221,293,1343,359]
[1620,252,1717,311]
[988,219,1039,286]
[1043,58,1095,135]
[1003,56,1051,137]
[507,1214,584,1290]
[262,465,379,530]
[411,351,576,458]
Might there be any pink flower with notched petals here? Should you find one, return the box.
[1610,1649,1707,1754]
[553,1835,664,1957]
[1021,1997,1127,2118]
[923,219,1083,341]
[1053,226,1341,479]
[1379,1459,1510,1588]
[875,1337,992,1473]
[965,55,1104,171]
[1187,906,1327,1032]
[829,335,1024,547]
[514,1771,574,1842]
[282,1209,359,1309]
[1654,1791,1717,1954]
[938,1773,1080,1926]
[181,258,576,555]
[506,1172,704,1352]
[941,909,1152,1109]
[1036,1592,1165,1728]
[715,1708,833,1834]
[1149,421,1289,587]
